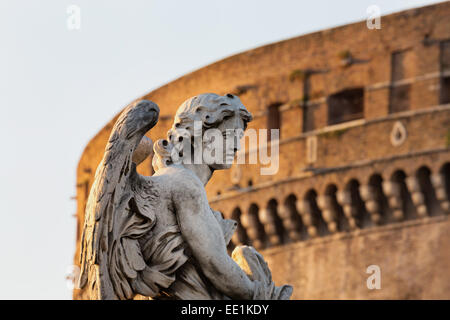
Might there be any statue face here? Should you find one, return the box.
[208,113,245,170]
[164,93,252,170]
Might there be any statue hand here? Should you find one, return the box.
[231,245,293,300]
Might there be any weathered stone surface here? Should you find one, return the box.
[263,217,450,299]
[73,2,450,299]
[78,94,292,300]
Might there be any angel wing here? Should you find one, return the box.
[78,100,161,300]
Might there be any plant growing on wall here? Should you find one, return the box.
[289,69,307,82]
[337,50,353,67]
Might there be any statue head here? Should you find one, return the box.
[153,93,252,171]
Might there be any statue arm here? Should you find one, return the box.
[172,175,255,299]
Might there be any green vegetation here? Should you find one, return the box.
[337,50,352,60]
[289,97,309,107]
[289,69,306,82]
[319,128,348,139]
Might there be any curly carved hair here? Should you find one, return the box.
[152,93,252,171]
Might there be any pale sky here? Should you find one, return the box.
[0,0,444,299]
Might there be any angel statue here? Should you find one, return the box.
[78,93,293,300]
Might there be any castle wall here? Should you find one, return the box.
[264,216,450,299]
[73,2,450,299]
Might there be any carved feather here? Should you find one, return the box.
[78,100,160,299]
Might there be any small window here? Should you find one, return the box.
[440,40,450,73]
[327,88,364,125]
[389,84,411,113]
[267,103,282,141]
[391,50,410,82]
[389,49,413,113]
[440,77,450,104]
[440,40,450,104]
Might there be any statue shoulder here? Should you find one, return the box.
[155,165,203,188]
[153,165,208,209]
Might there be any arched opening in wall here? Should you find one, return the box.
[417,166,441,216]
[266,199,285,246]
[247,203,266,249]
[346,179,371,228]
[227,207,248,254]
[367,174,389,225]
[284,194,308,241]
[248,179,253,187]
[327,88,364,125]
[304,189,329,236]
[267,102,282,141]
[391,170,417,221]
[324,184,348,232]
[441,162,450,201]
[230,207,248,246]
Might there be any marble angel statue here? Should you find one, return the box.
[78,93,293,300]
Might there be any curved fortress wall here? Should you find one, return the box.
[74,2,450,299]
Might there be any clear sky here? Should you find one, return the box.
[0,0,444,299]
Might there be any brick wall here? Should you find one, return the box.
[73,2,450,299]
